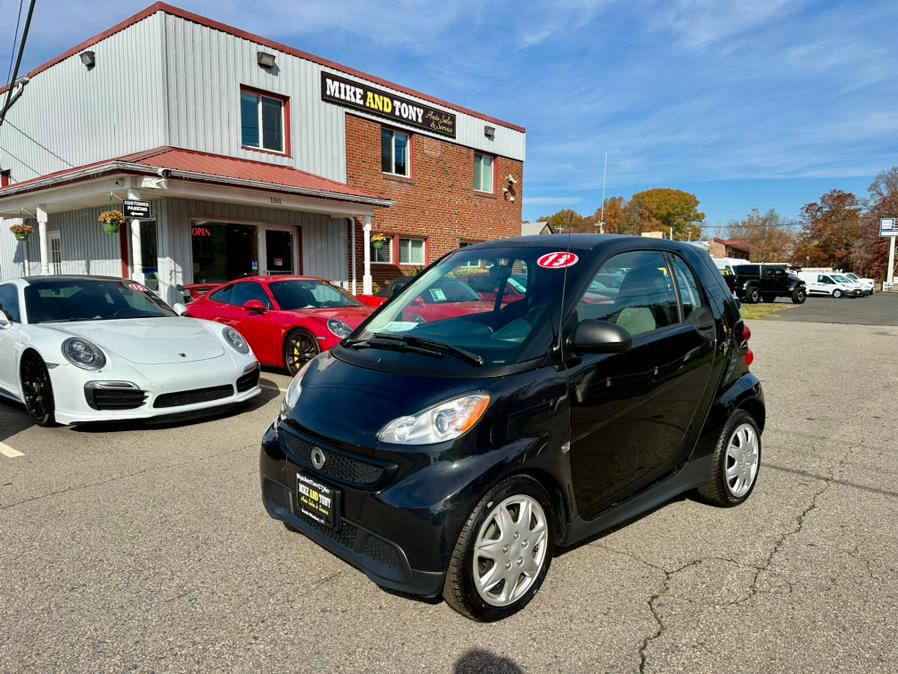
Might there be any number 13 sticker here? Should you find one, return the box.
[537,251,579,269]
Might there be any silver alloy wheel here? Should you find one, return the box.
[724,423,759,497]
[473,494,548,607]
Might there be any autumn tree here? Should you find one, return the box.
[588,197,629,234]
[852,167,898,279]
[539,209,589,233]
[628,188,705,240]
[792,190,862,269]
[725,209,795,262]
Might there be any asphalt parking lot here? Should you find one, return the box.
[772,290,898,326]
[2,314,897,672]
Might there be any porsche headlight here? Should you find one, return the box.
[327,319,352,339]
[378,393,491,445]
[281,361,311,417]
[62,337,107,370]
[223,326,250,354]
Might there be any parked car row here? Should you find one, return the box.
[720,262,875,303]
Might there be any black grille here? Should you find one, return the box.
[84,385,147,411]
[153,385,234,409]
[284,435,386,486]
[301,511,401,575]
[236,364,260,392]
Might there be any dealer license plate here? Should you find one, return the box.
[295,473,338,529]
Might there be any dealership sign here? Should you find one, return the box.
[321,72,457,138]
[880,218,898,236]
[123,199,152,219]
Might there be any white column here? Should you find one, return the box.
[362,215,373,295]
[887,236,896,287]
[351,218,357,294]
[36,205,49,276]
[127,188,142,282]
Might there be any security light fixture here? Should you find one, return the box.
[80,51,96,69]
[257,51,276,69]
[484,125,495,140]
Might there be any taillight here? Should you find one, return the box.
[745,349,754,366]
[741,321,753,366]
[742,323,752,342]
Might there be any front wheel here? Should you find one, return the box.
[20,352,57,427]
[792,288,807,304]
[832,289,843,299]
[745,286,761,304]
[697,410,761,507]
[283,329,320,375]
[443,476,555,621]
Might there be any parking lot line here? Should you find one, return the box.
[0,442,24,458]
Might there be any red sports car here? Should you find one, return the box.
[186,276,375,374]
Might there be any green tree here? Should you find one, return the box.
[725,208,795,262]
[628,188,705,240]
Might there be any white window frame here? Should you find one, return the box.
[371,235,394,265]
[382,128,411,177]
[49,230,62,275]
[474,152,494,193]
[398,237,426,266]
[241,90,286,154]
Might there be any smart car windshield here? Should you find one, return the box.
[24,279,175,323]
[353,246,578,366]
[270,280,361,310]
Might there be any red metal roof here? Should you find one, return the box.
[0,2,525,133]
[0,146,390,205]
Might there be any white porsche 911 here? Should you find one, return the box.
[0,276,261,426]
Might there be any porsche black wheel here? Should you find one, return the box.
[20,352,57,427]
[284,329,319,375]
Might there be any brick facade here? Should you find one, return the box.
[344,114,523,289]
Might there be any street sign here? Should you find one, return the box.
[123,200,152,219]
[881,218,898,236]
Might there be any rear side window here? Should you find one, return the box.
[210,285,233,304]
[0,284,20,322]
[670,256,706,319]
[734,265,760,275]
[578,251,678,336]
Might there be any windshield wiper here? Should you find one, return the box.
[368,333,485,367]
[342,335,443,359]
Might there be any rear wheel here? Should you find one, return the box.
[697,410,761,507]
[792,288,807,304]
[283,329,319,376]
[745,286,761,304]
[443,476,555,621]
[832,289,843,299]
[20,352,56,427]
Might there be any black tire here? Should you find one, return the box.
[697,410,761,507]
[745,286,761,304]
[443,476,555,622]
[283,329,320,376]
[791,288,807,304]
[832,289,843,299]
[20,351,57,427]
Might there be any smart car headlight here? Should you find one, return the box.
[62,337,106,370]
[327,319,352,339]
[222,326,250,355]
[378,393,491,445]
[282,361,312,417]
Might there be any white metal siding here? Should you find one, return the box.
[0,13,167,183]
[46,207,124,277]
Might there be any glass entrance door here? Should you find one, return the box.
[264,229,296,276]
[191,221,259,283]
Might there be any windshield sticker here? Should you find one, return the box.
[382,321,419,332]
[537,252,579,269]
[128,283,147,292]
[429,288,447,302]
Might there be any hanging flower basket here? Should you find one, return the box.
[98,210,125,235]
[9,223,33,242]
[371,233,387,250]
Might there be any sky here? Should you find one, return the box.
[1,0,897,232]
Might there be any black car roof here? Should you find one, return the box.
[23,275,129,284]
[466,233,702,254]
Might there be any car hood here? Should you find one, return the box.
[289,305,373,328]
[44,317,226,364]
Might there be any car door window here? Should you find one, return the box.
[230,282,272,308]
[210,285,233,304]
[578,251,678,336]
[670,256,706,319]
[0,284,20,322]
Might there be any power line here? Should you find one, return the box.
[0,142,40,178]
[4,0,25,86]
[0,0,36,128]
[4,119,74,167]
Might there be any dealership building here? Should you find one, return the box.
[0,2,525,304]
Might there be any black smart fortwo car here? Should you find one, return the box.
[260,235,764,621]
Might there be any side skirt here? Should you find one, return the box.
[561,454,713,547]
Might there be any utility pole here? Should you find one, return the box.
[0,0,38,127]
[596,152,607,234]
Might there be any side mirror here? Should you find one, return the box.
[571,319,632,354]
[0,311,10,329]
[243,299,267,313]
[172,302,188,316]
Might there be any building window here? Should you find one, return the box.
[474,153,494,193]
[241,88,286,153]
[399,237,425,265]
[381,127,410,176]
[371,237,393,264]
[49,231,62,275]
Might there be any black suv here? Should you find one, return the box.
[262,235,764,621]
[723,263,806,304]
